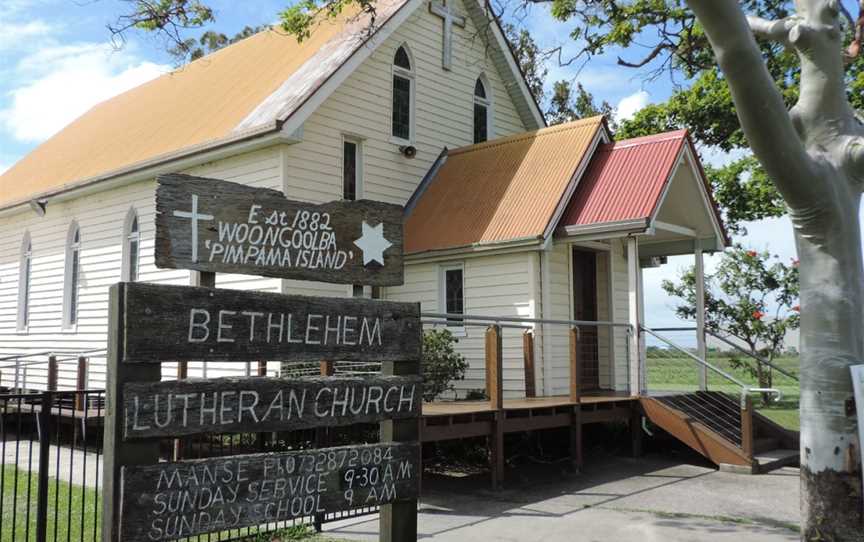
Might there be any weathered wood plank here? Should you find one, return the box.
[155,174,404,286]
[123,376,422,439]
[121,282,422,363]
[120,442,420,542]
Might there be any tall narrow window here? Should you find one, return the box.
[17,233,32,331]
[64,223,81,328]
[343,138,360,200]
[392,45,414,142]
[124,208,141,281]
[473,77,491,143]
[441,264,465,327]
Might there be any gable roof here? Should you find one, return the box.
[560,130,730,245]
[562,131,686,227]
[404,116,606,255]
[0,0,544,211]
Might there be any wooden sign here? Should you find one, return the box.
[120,442,420,542]
[155,174,404,286]
[123,375,422,439]
[119,282,421,363]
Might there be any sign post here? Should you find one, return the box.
[103,175,419,542]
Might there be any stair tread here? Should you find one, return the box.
[755,448,799,462]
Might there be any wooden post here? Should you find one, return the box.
[485,325,504,489]
[486,325,503,409]
[569,327,580,403]
[379,358,421,542]
[320,360,336,377]
[75,356,87,411]
[522,330,536,398]
[102,284,161,542]
[630,404,644,458]
[741,394,754,458]
[568,327,583,472]
[257,361,268,377]
[46,354,58,392]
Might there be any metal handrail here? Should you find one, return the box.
[421,312,632,328]
[641,326,782,405]
[705,330,799,382]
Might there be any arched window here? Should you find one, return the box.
[473,76,492,143]
[123,208,141,282]
[64,223,81,328]
[391,45,415,142]
[17,232,32,331]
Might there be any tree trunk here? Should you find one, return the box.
[797,220,863,540]
[685,0,864,538]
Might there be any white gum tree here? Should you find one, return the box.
[686,1,863,538]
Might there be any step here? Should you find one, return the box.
[754,448,799,473]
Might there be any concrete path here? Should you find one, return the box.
[1,440,102,488]
[325,453,800,541]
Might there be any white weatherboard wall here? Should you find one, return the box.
[389,252,533,398]
[0,147,287,390]
[282,0,529,207]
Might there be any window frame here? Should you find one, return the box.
[390,44,416,145]
[17,232,32,332]
[122,207,141,282]
[473,74,493,143]
[341,135,363,201]
[63,222,81,330]
[438,262,466,335]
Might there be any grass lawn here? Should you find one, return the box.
[0,466,357,542]
[1,464,101,542]
[646,353,801,431]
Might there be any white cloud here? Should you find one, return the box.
[0,163,8,175]
[615,90,651,122]
[0,20,54,52]
[0,43,169,143]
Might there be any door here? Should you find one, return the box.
[572,249,600,390]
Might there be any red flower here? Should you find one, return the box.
[752,310,764,320]
[791,258,799,267]
[746,250,758,257]
[792,305,800,312]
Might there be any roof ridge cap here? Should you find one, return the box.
[606,132,687,150]
[449,117,603,156]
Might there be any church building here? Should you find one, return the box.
[0,0,727,398]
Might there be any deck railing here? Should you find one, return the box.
[422,312,634,404]
[641,326,782,457]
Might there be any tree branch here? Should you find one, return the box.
[685,0,821,209]
[747,15,796,45]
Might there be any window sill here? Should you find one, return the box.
[389,136,414,147]
[61,324,78,334]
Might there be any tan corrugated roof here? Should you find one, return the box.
[0,0,407,208]
[405,116,604,254]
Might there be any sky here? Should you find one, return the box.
[0,0,859,347]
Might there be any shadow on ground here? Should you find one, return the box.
[326,448,800,542]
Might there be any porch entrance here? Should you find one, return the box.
[572,248,600,390]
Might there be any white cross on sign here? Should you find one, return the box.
[173,194,214,263]
[429,0,465,71]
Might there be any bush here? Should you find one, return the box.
[422,329,469,401]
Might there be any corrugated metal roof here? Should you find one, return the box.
[0,0,408,208]
[561,130,687,227]
[404,116,604,254]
